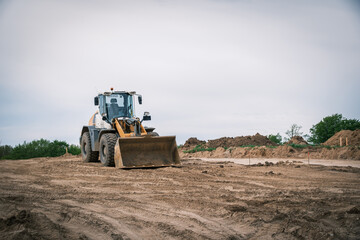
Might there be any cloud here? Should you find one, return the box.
[0,0,359,145]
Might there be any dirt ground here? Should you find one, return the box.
[1,156,360,240]
[324,129,360,146]
[180,145,360,160]
[205,133,277,149]
[182,132,360,160]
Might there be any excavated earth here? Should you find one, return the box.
[323,129,360,146]
[205,133,277,148]
[182,133,360,160]
[180,145,360,160]
[1,156,360,239]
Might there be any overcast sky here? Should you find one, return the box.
[0,0,359,146]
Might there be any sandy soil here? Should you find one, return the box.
[1,156,360,239]
[200,158,360,168]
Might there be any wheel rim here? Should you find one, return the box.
[101,144,107,164]
[82,141,87,156]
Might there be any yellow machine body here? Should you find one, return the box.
[112,118,180,168]
[82,90,180,168]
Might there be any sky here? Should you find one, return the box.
[0,0,359,146]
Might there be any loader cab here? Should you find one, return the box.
[96,92,134,122]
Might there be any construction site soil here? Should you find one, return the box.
[284,136,308,145]
[323,129,360,146]
[1,156,360,239]
[180,145,360,160]
[205,133,277,149]
[182,132,360,160]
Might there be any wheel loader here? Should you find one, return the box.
[80,89,180,168]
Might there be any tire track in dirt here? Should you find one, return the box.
[56,196,247,239]
[1,157,360,239]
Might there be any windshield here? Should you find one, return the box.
[101,93,133,120]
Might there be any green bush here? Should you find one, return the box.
[237,145,279,148]
[238,145,257,148]
[183,145,216,153]
[268,133,282,144]
[68,144,81,155]
[1,139,81,160]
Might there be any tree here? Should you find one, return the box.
[309,114,360,144]
[268,133,282,144]
[285,124,303,141]
[68,144,81,155]
[0,145,13,159]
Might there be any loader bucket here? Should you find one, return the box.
[114,136,181,168]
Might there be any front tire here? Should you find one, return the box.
[81,132,99,162]
[99,133,117,167]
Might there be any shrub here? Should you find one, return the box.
[183,145,216,153]
[2,139,81,160]
[68,144,81,155]
[268,133,282,144]
[309,114,360,144]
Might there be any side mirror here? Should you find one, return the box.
[138,95,142,105]
[94,97,99,106]
[142,112,151,121]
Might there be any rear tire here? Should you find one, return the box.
[81,132,99,162]
[99,133,117,167]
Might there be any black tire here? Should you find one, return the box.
[99,133,117,167]
[81,132,99,162]
[148,132,159,136]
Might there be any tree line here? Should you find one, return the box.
[0,139,81,160]
[1,113,359,159]
[269,113,360,145]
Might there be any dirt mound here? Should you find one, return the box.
[181,132,360,160]
[323,129,360,146]
[180,145,360,160]
[206,133,277,148]
[59,152,78,158]
[183,137,206,147]
[285,136,308,145]
[314,146,360,160]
